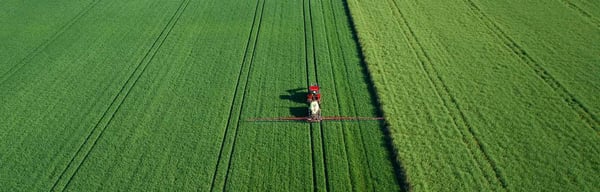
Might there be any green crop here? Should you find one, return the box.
[346,0,599,191]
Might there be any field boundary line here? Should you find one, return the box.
[386,0,508,189]
[0,0,102,85]
[208,0,265,191]
[558,0,600,29]
[462,0,599,132]
[329,0,377,190]
[217,1,266,191]
[342,0,412,191]
[48,0,191,191]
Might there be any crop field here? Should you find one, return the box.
[0,0,399,191]
[1,0,598,191]
[347,0,599,191]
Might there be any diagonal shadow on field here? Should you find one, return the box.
[341,0,411,191]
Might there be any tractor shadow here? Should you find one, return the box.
[288,107,307,117]
[280,88,308,117]
[279,88,306,104]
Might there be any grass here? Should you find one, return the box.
[346,0,599,191]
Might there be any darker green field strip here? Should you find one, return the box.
[50,0,192,191]
[463,0,599,132]
[0,0,97,77]
[209,0,265,191]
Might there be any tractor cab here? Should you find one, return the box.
[307,85,321,103]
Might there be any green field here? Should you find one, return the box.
[347,0,599,191]
[1,0,598,191]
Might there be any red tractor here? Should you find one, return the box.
[307,85,322,122]
[307,85,321,103]
[247,84,383,123]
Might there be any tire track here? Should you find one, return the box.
[302,0,319,190]
[559,0,600,29]
[462,0,599,132]
[386,0,508,189]
[209,0,265,191]
[49,0,191,191]
[0,0,102,85]
[215,1,266,191]
[304,0,331,190]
